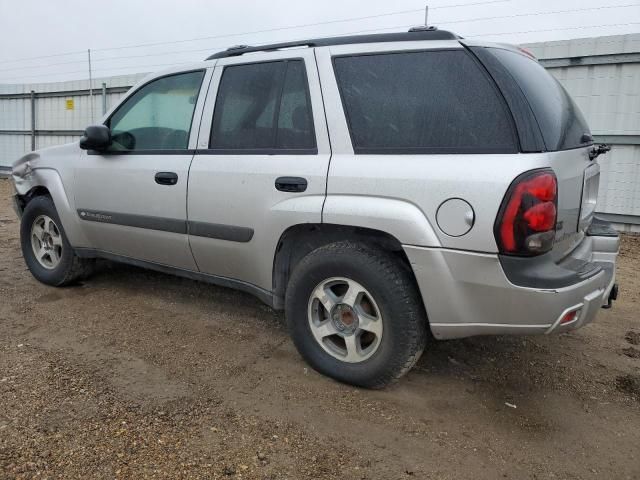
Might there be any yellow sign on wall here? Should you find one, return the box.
[65,99,74,110]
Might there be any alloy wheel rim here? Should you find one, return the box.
[307,277,383,363]
[30,215,63,270]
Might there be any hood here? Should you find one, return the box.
[12,142,80,179]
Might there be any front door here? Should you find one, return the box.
[74,69,210,270]
[188,50,331,291]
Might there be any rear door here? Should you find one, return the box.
[75,69,210,269]
[187,49,331,291]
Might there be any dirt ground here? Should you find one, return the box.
[1,177,640,480]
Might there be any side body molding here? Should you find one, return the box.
[322,195,441,247]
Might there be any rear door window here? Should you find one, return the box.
[210,60,316,152]
[476,47,592,152]
[332,50,517,154]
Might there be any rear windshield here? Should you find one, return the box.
[333,50,518,154]
[484,48,592,152]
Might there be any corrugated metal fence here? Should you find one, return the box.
[0,74,145,166]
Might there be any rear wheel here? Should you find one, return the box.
[308,276,384,363]
[285,241,427,388]
[20,195,93,286]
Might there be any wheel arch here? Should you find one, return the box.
[15,169,90,247]
[14,185,52,214]
[272,223,419,310]
[322,195,441,247]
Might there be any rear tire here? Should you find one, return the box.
[285,241,427,388]
[20,195,93,286]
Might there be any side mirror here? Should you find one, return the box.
[79,125,111,151]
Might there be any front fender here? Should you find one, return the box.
[13,167,89,247]
[322,195,441,247]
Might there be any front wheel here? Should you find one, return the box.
[285,241,427,388]
[20,195,93,286]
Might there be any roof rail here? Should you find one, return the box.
[206,27,458,60]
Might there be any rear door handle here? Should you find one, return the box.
[155,172,178,186]
[275,176,307,193]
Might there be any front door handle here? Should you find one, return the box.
[275,176,307,193]
[155,172,178,186]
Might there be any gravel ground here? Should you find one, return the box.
[1,177,640,479]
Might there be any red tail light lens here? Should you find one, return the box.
[523,202,556,231]
[495,169,558,256]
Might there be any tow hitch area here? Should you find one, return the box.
[602,283,619,309]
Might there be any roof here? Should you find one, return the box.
[205,27,459,60]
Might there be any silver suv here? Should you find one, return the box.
[11,28,619,388]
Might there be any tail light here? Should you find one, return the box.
[494,169,558,256]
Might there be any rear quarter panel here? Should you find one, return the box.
[316,44,566,251]
[323,152,556,251]
[317,43,596,254]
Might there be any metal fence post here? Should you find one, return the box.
[30,90,36,151]
[101,82,107,115]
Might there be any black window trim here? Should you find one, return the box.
[89,149,198,156]
[204,58,318,156]
[331,48,520,155]
[196,147,318,156]
[92,69,207,156]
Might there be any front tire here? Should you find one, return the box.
[285,241,427,388]
[20,195,93,286]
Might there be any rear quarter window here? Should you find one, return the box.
[475,47,592,152]
[332,50,518,154]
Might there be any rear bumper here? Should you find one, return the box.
[404,222,618,340]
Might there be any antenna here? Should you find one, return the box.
[424,4,429,26]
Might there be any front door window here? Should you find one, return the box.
[107,70,205,151]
